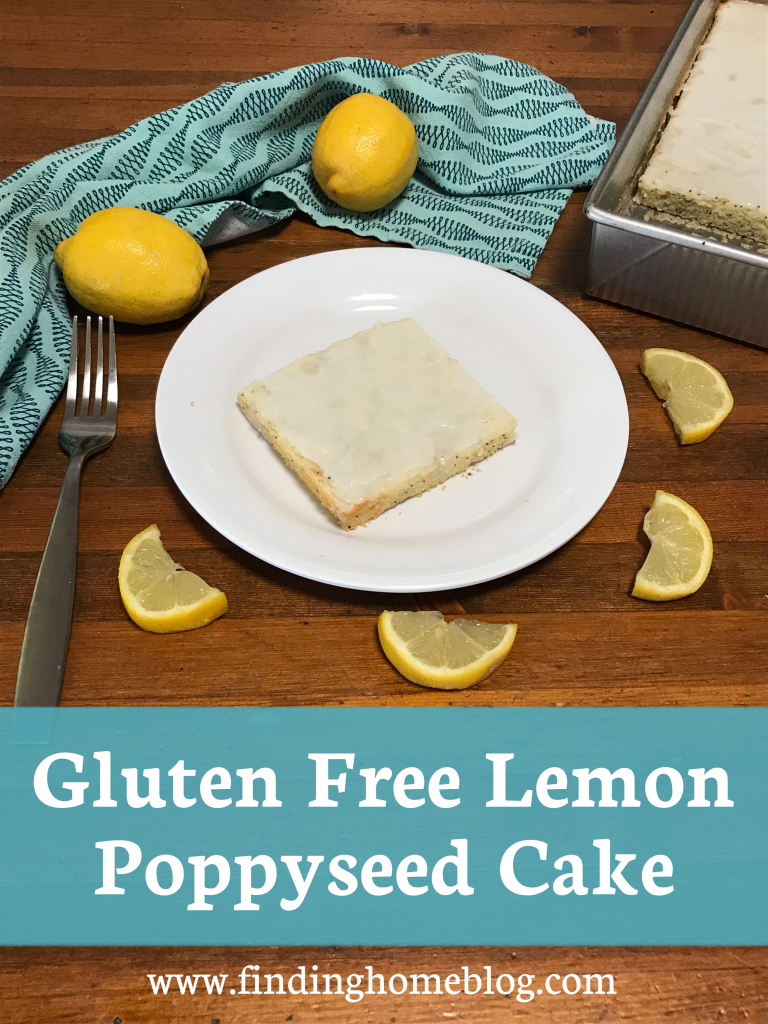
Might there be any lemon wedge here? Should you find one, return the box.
[378,610,516,690]
[632,491,713,601]
[640,348,733,444]
[119,525,228,632]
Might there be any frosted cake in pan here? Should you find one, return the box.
[237,318,517,529]
[637,0,768,242]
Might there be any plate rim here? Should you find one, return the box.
[156,247,629,593]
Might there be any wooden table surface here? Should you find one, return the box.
[1,2,766,1022]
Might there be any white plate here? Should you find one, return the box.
[156,248,628,593]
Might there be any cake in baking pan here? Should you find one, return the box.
[237,318,517,529]
[637,0,768,242]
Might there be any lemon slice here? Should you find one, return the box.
[378,610,517,690]
[119,525,228,632]
[640,348,733,444]
[632,491,713,601]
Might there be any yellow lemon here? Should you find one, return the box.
[54,207,209,324]
[378,610,517,690]
[640,348,733,444]
[632,491,713,601]
[312,93,419,212]
[119,524,228,633]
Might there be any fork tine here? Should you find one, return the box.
[80,316,92,416]
[64,316,78,417]
[93,316,104,414]
[106,316,118,419]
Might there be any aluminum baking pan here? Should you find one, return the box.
[583,0,768,349]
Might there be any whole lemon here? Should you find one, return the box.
[312,93,419,212]
[54,207,209,324]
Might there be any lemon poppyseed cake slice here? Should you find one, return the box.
[237,318,517,530]
[637,0,768,242]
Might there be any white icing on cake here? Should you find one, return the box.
[238,318,516,508]
[638,0,768,240]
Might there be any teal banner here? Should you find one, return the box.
[0,708,765,945]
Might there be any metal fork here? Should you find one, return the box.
[14,315,117,707]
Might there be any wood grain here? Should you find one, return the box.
[1,1,766,1022]
[1,946,766,1024]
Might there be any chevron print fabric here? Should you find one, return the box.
[0,53,614,487]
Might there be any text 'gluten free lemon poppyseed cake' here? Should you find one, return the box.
[237,318,517,530]
[637,0,768,243]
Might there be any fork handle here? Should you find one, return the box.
[14,453,85,707]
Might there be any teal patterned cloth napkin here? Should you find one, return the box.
[0,53,614,487]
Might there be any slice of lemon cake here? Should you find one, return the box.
[237,318,517,530]
[637,0,768,242]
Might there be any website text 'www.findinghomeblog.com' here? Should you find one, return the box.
[146,964,616,1003]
